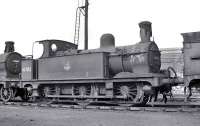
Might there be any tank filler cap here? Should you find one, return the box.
[100,33,115,48]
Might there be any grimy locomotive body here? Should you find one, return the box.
[1,20,200,105]
[0,21,177,105]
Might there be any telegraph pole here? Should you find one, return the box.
[74,0,89,49]
[84,0,89,50]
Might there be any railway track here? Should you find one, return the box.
[1,100,200,113]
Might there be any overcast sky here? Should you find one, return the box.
[0,0,200,57]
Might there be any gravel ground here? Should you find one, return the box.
[0,105,200,126]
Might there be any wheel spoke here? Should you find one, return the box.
[128,92,137,95]
[117,84,150,105]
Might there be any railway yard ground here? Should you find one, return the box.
[1,104,200,126]
[1,94,200,126]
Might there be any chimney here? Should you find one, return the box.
[4,41,15,53]
[139,21,152,42]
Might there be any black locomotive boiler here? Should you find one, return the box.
[0,21,174,105]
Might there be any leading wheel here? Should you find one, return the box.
[0,87,13,102]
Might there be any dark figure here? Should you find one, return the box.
[149,87,158,102]
[160,84,172,103]
[149,84,172,104]
[184,85,192,102]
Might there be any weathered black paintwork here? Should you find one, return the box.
[0,21,172,104]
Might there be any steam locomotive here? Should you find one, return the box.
[0,21,196,105]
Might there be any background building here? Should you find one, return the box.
[160,48,183,78]
[160,48,184,95]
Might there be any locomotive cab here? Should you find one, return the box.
[38,40,78,58]
[21,40,78,81]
